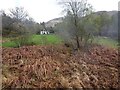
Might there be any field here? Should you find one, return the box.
[2,35,62,47]
[2,35,118,48]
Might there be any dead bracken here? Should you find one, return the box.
[2,45,119,89]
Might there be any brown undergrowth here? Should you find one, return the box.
[2,45,119,89]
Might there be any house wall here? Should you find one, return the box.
[40,31,49,35]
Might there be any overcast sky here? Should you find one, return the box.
[0,0,119,22]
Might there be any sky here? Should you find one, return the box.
[0,0,119,22]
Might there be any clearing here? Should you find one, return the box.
[2,35,118,48]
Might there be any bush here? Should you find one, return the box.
[10,35,31,47]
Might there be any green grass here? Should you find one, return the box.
[1,37,17,47]
[93,36,118,48]
[2,34,62,47]
[31,35,62,45]
[2,35,118,48]
[2,41,17,47]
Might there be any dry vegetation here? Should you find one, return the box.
[2,45,119,89]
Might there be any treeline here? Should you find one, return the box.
[1,7,55,47]
[1,7,54,37]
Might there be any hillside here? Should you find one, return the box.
[95,11,118,39]
[46,11,118,39]
[45,17,63,27]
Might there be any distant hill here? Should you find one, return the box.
[46,11,118,39]
[45,17,63,27]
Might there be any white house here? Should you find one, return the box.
[40,30,49,35]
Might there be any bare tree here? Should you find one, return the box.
[8,7,30,47]
[58,0,93,49]
[9,7,28,22]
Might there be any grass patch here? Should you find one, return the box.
[2,35,118,49]
[2,34,62,47]
[2,41,17,47]
[31,34,62,45]
[93,37,118,48]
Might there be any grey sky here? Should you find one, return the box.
[0,0,119,22]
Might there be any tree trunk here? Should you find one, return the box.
[76,35,80,49]
[99,31,101,36]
